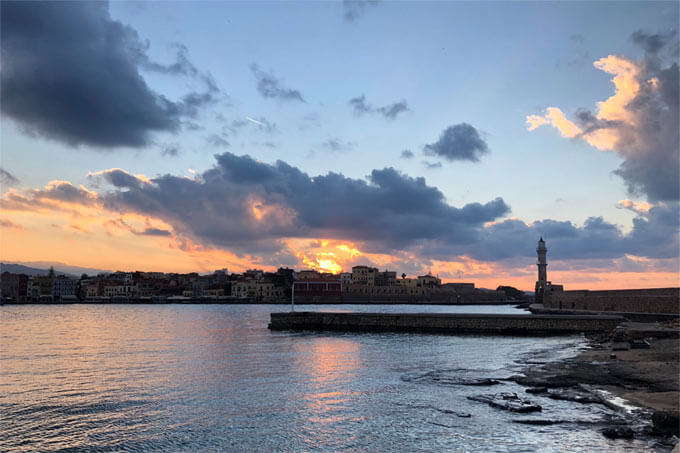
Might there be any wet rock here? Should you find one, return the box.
[512,375,579,388]
[612,342,629,351]
[437,408,472,418]
[525,386,548,394]
[512,419,566,425]
[602,426,635,439]
[652,411,680,436]
[458,378,501,386]
[467,392,542,413]
[611,327,628,342]
[629,339,650,349]
[546,389,603,405]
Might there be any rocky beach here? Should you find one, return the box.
[513,319,679,449]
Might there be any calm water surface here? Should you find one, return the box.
[0,304,658,451]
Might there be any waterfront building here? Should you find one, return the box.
[293,278,342,300]
[104,285,138,298]
[1,272,29,302]
[52,276,77,300]
[344,282,428,297]
[231,280,283,302]
[442,282,475,292]
[244,269,264,280]
[26,275,54,301]
[296,269,322,280]
[86,284,99,299]
[339,272,352,287]
[396,277,417,287]
[375,270,397,286]
[351,265,378,286]
[417,274,441,288]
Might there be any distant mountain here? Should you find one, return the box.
[1,262,110,278]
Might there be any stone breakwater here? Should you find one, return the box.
[268,312,624,335]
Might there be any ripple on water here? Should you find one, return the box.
[0,304,667,452]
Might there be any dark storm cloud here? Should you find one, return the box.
[139,43,199,77]
[138,227,172,237]
[250,64,305,103]
[0,168,19,187]
[573,109,621,135]
[1,180,97,212]
[424,123,490,162]
[631,29,678,55]
[564,30,680,202]
[106,217,172,237]
[613,60,679,202]
[0,1,218,149]
[400,150,414,159]
[343,0,380,21]
[34,182,97,205]
[418,202,679,262]
[348,95,409,119]
[565,30,679,202]
[94,152,510,254]
[89,169,147,190]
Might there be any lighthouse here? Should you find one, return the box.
[535,237,548,304]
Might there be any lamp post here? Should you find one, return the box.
[291,281,295,312]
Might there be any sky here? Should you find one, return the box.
[1,0,678,290]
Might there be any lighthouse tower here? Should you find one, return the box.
[535,237,548,303]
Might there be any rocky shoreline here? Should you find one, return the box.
[509,321,679,449]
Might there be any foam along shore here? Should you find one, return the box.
[268,312,624,335]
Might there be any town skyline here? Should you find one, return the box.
[1,1,678,291]
[3,261,518,304]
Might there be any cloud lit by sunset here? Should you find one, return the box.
[1,2,677,291]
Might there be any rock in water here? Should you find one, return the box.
[467,392,542,413]
[652,411,680,436]
[513,419,565,425]
[547,389,603,404]
[602,426,635,439]
[525,386,548,394]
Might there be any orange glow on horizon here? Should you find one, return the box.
[2,213,677,290]
[1,182,676,290]
[292,239,362,274]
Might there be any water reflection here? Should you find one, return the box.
[0,304,663,452]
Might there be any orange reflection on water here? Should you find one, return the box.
[298,337,361,384]
[295,337,363,427]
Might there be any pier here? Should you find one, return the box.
[268,312,624,335]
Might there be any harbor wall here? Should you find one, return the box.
[268,312,624,335]
[543,288,679,315]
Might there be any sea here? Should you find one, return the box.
[0,304,665,452]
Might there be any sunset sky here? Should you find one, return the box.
[1,1,678,290]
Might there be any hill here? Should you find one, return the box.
[1,262,109,278]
